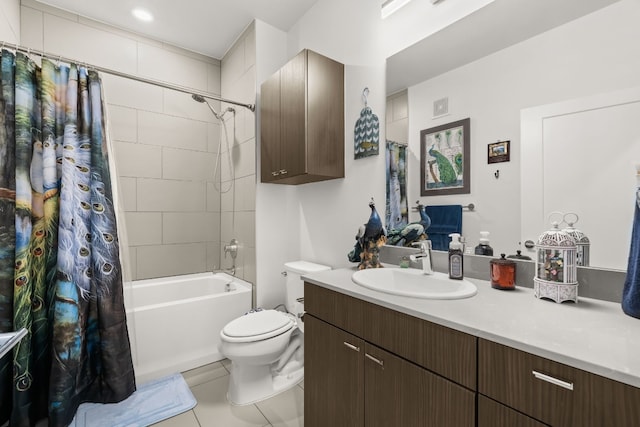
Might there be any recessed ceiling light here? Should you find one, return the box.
[132,8,154,22]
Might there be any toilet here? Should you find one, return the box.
[219,260,331,405]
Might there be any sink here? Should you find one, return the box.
[351,268,477,300]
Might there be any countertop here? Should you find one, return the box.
[302,266,640,389]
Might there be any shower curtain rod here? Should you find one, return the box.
[1,41,256,112]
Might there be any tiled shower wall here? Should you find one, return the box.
[219,24,257,286]
[19,0,238,280]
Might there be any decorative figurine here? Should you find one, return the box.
[348,198,387,269]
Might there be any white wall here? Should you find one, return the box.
[255,0,387,309]
[405,0,640,255]
[0,0,20,43]
[20,0,224,280]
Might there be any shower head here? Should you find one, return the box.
[192,94,206,103]
[192,93,222,119]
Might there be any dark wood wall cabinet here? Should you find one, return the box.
[260,49,344,185]
[304,282,640,427]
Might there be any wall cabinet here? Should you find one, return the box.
[260,49,344,184]
[304,283,476,427]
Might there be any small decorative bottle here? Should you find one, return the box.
[448,233,464,280]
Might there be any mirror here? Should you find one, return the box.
[385,0,638,271]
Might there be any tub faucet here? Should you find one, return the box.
[409,240,433,275]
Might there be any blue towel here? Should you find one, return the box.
[622,189,640,318]
[425,205,463,251]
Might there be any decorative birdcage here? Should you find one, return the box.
[562,212,590,267]
[534,213,578,303]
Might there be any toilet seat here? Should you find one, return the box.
[222,310,295,343]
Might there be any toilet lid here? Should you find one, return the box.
[222,310,294,343]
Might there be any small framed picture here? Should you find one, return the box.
[487,140,510,164]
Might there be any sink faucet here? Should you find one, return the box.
[410,240,433,275]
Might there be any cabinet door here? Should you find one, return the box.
[304,315,364,427]
[279,50,306,179]
[260,70,281,182]
[364,343,475,427]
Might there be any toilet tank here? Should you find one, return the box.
[284,261,331,315]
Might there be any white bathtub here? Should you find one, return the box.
[125,272,252,383]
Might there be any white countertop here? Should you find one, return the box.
[303,267,640,389]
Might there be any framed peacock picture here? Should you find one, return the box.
[420,118,470,196]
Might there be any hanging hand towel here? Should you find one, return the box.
[622,184,640,318]
[425,205,463,251]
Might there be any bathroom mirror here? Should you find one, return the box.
[385,0,637,271]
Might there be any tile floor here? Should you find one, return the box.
[153,360,304,427]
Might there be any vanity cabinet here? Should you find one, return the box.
[304,283,476,427]
[260,49,344,185]
[478,339,640,427]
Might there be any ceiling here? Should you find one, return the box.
[386,0,621,94]
[34,0,320,59]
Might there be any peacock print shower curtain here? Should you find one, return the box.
[0,50,135,427]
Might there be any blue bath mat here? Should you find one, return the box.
[70,373,196,427]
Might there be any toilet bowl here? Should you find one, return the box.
[218,260,330,405]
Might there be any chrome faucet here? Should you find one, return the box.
[410,240,433,275]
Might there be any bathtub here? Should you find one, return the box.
[125,272,252,383]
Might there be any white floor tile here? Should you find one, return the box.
[182,361,229,388]
[191,375,269,427]
[151,409,200,427]
[255,386,304,427]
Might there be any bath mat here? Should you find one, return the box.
[70,373,196,427]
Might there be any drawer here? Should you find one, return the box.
[478,395,548,427]
[363,302,476,390]
[479,339,640,427]
[304,283,365,337]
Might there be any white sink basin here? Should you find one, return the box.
[351,268,477,300]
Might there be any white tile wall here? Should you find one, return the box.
[115,142,162,178]
[163,212,218,244]
[162,148,215,181]
[137,179,206,212]
[108,106,138,142]
[20,1,251,281]
[125,212,162,246]
[138,112,208,151]
[136,243,208,279]
[219,23,257,285]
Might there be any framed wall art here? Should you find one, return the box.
[420,118,470,196]
[488,140,510,164]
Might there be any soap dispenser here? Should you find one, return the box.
[448,233,464,280]
[474,231,494,256]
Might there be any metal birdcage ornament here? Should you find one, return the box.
[562,212,590,267]
[534,212,579,303]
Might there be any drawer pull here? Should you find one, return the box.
[365,353,384,367]
[532,370,574,391]
[343,341,360,352]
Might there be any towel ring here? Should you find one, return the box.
[362,87,369,107]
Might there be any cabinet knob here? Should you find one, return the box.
[532,370,574,391]
[343,341,360,352]
[365,353,384,368]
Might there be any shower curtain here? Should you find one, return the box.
[0,51,135,426]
